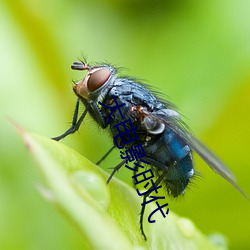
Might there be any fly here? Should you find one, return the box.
[52,60,247,240]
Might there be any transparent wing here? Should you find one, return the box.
[178,129,247,198]
[148,110,247,198]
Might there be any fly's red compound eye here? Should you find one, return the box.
[87,68,111,92]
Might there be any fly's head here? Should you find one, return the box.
[72,61,116,101]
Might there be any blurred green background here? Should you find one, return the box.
[1,0,250,249]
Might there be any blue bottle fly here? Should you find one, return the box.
[52,60,246,239]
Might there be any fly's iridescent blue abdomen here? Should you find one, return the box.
[142,128,193,197]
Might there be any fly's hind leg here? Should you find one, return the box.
[139,173,165,240]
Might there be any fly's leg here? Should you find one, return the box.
[96,146,116,165]
[106,159,126,184]
[89,100,107,129]
[139,173,165,240]
[52,99,89,141]
[133,163,139,189]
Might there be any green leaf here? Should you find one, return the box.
[19,127,227,250]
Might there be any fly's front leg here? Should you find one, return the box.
[52,99,89,141]
[89,100,107,129]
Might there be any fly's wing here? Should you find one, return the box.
[150,109,248,198]
[180,131,248,198]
